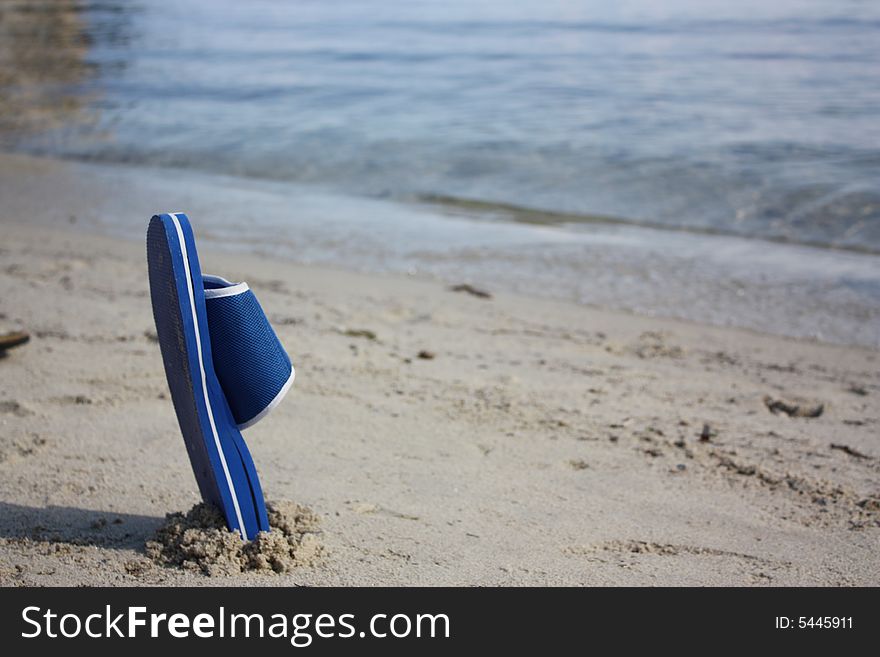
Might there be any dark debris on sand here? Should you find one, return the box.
[449,284,492,299]
[763,396,824,418]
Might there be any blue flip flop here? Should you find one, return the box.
[147,212,294,540]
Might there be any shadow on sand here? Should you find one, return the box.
[0,502,164,551]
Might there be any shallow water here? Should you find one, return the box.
[4,0,880,250]
[1,0,878,344]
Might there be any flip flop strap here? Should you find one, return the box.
[203,275,294,429]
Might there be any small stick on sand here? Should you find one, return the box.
[449,284,492,299]
[0,330,29,352]
[829,443,871,460]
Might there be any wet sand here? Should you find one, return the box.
[0,201,878,585]
[1,152,877,349]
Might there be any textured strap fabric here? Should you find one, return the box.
[203,277,294,429]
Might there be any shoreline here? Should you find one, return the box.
[0,219,878,586]
[1,151,878,348]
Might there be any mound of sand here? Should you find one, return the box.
[145,501,321,576]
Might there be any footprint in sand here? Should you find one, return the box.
[0,433,47,463]
[0,400,34,417]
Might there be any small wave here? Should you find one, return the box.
[416,193,880,255]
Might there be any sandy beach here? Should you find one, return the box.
[0,167,877,585]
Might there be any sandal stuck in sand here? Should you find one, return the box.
[147,212,294,540]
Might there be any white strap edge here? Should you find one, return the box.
[237,365,296,430]
[204,281,250,299]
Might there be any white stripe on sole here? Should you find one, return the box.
[168,213,247,539]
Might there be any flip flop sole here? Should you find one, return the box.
[147,213,268,540]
